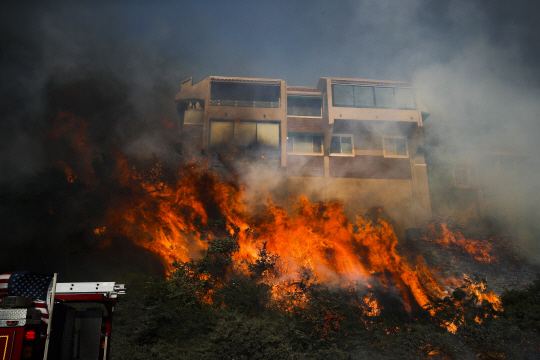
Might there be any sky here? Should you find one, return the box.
[1,0,540,263]
[2,1,540,154]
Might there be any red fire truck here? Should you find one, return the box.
[0,276,125,360]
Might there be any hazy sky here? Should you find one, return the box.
[2,0,540,168]
[2,1,540,270]
[3,1,540,84]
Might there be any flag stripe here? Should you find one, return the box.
[0,272,53,324]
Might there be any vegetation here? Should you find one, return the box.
[111,224,540,360]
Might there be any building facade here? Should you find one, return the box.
[175,76,432,236]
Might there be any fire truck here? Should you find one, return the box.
[0,278,126,360]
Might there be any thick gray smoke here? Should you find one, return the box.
[2,1,540,271]
[414,38,540,261]
[1,2,188,183]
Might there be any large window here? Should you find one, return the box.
[330,135,353,155]
[210,121,280,148]
[210,82,280,108]
[332,84,416,109]
[287,96,322,117]
[181,100,204,124]
[374,87,395,108]
[382,136,408,157]
[287,133,323,154]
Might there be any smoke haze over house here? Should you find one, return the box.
[2,0,540,270]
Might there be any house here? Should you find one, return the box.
[175,76,432,237]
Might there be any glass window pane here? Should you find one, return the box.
[332,85,354,106]
[375,87,395,108]
[257,123,279,148]
[330,136,341,153]
[211,82,280,102]
[341,136,353,154]
[313,136,322,153]
[395,88,416,109]
[287,97,322,116]
[395,137,407,156]
[294,135,313,152]
[234,122,256,146]
[210,122,233,146]
[384,137,396,155]
[353,86,374,107]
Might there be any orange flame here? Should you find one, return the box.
[425,222,496,263]
[42,110,504,335]
[93,157,501,330]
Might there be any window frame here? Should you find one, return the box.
[287,96,323,118]
[329,134,355,156]
[331,84,417,110]
[209,82,281,108]
[382,136,408,158]
[209,120,281,149]
[287,132,324,155]
[180,100,205,125]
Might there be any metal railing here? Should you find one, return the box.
[209,100,280,108]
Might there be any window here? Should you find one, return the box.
[354,86,375,107]
[257,123,280,148]
[210,121,280,148]
[374,87,395,108]
[210,82,280,108]
[383,136,408,157]
[332,85,355,106]
[210,122,234,146]
[287,96,322,117]
[332,84,416,109]
[287,133,323,154]
[234,122,256,146]
[181,100,204,124]
[330,135,353,155]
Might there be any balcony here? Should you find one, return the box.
[210,81,281,109]
[209,99,280,108]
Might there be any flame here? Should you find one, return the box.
[90,157,501,331]
[63,165,76,183]
[101,158,249,273]
[43,112,502,332]
[425,222,496,263]
[234,198,448,312]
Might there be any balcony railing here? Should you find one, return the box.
[209,100,280,108]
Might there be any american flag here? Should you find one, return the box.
[0,272,54,323]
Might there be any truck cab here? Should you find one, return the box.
[0,282,125,360]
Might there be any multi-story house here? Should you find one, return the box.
[175,76,432,237]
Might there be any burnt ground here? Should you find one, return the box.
[399,238,540,296]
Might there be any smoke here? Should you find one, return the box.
[0,2,188,183]
[0,2,188,278]
[414,37,540,261]
[2,0,540,273]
